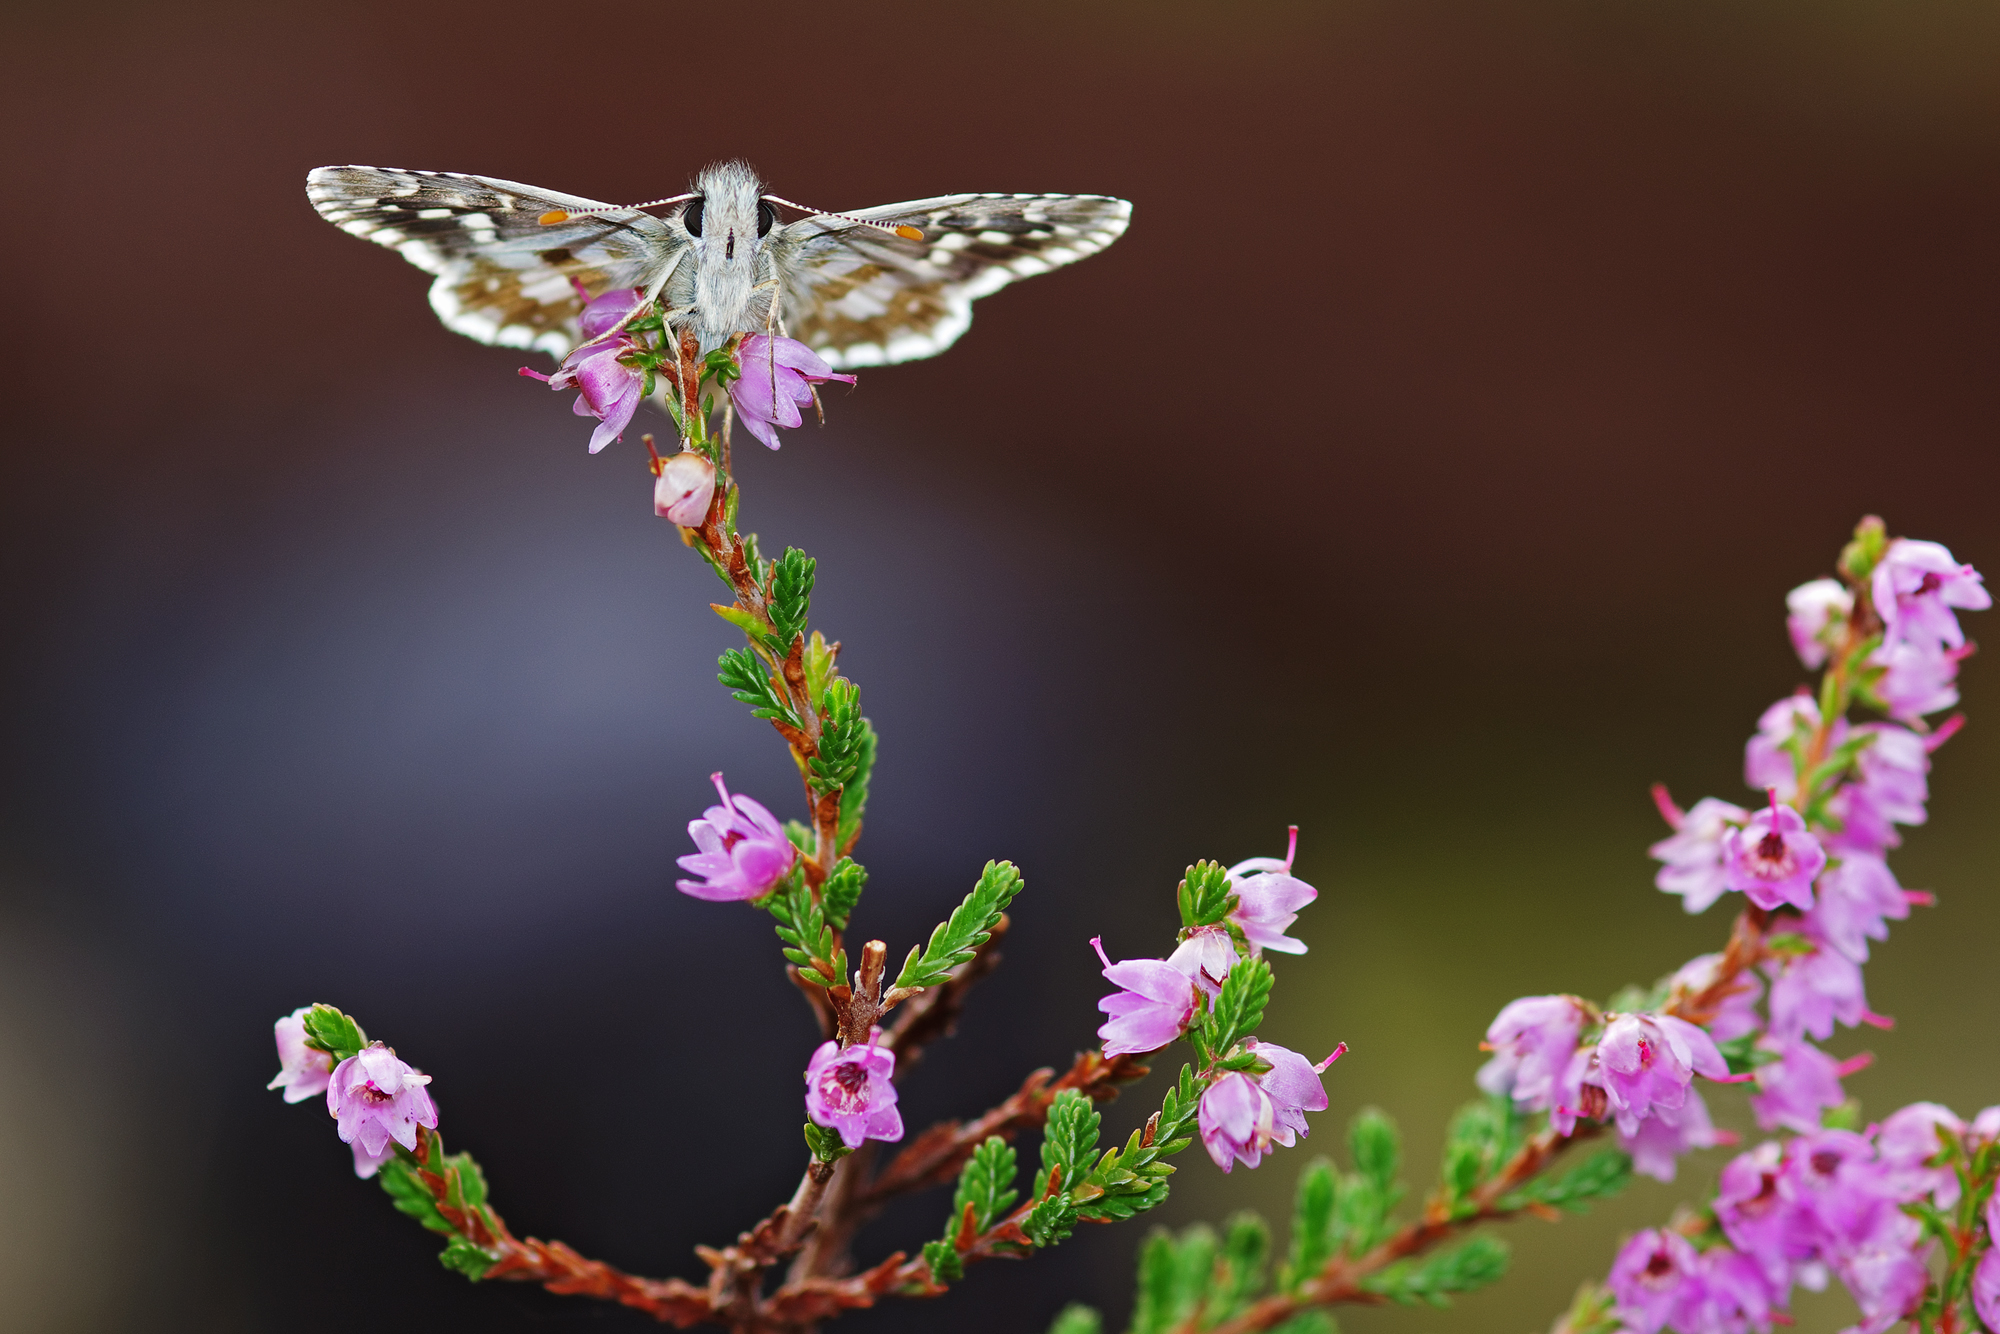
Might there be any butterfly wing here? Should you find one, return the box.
[777,193,1131,368]
[306,166,686,359]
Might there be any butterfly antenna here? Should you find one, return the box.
[760,194,926,241]
[539,191,701,226]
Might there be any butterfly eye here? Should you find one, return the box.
[756,201,778,237]
[682,198,705,237]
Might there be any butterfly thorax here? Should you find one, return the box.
[683,160,784,352]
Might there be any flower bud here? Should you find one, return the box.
[655,450,716,525]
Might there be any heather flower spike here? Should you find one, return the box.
[675,772,797,901]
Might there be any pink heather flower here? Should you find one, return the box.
[1765,941,1888,1045]
[1971,1105,2000,1143]
[1744,692,1822,802]
[1197,1045,1346,1173]
[728,334,856,451]
[654,450,716,525]
[1223,826,1316,954]
[268,1006,333,1104]
[351,1139,397,1178]
[1875,1102,1963,1209]
[1716,1141,1816,1293]
[804,1034,901,1149]
[1649,792,1750,914]
[1722,793,1825,912]
[1978,1247,2000,1334]
[1784,1129,1901,1253]
[1669,954,1763,1042]
[1750,1039,1866,1134]
[1803,854,1910,963]
[327,1044,438,1174]
[1870,537,1989,654]
[1595,1012,1737,1136]
[1168,925,1238,998]
[675,772,797,902]
[1619,1085,1726,1183]
[1850,724,1931,827]
[1091,936,1195,1057]
[1246,1039,1343,1144]
[1871,641,1967,721]
[520,288,649,454]
[1691,1247,1779,1334]
[1831,1232,1929,1334]
[1607,1228,1704,1334]
[1787,578,1853,669]
[1476,995,1587,1113]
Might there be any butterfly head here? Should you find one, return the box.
[684,161,778,266]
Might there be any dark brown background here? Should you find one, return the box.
[2,3,1997,1331]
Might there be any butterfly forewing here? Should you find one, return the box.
[778,193,1132,367]
[306,166,685,357]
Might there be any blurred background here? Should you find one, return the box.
[3,2,1998,1330]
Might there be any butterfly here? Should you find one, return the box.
[305,160,1131,369]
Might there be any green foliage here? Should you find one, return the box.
[1440,1096,1523,1215]
[301,1004,367,1062]
[1205,957,1273,1056]
[1280,1158,1340,1291]
[1214,1213,1271,1322]
[810,679,868,795]
[952,1136,1020,1236]
[769,876,844,986]
[1045,1303,1103,1334]
[821,858,866,931]
[1035,1090,1102,1199]
[836,716,877,850]
[379,1157,452,1233]
[717,646,798,727]
[922,1238,964,1284]
[1716,1034,1781,1077]
[803,1121,853,1163]
[1129,1228,1200,1334]
[1497,1150,1631,1215]
[1267,1314,1337,1334]
[1551,1280,1623,1334]
[1839,514,1888,583]
[1334,1111,1403,1256]
[765,547,814,653]
[1024,1194,1080,1248]
[1076,1065,1201,1225]
[438,1237,498,1280]
[1358,1235,1509,1307]
[893,860,1023,993]
[1177,861,1237,929]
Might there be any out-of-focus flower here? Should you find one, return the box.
[1692,1247,1779,1334]
[1826,722,1944,857]
[1246,1039,1344,1145]
[327,1045,438,1175]
[1870,537,1989,655]
[1199,1071,1275,1173]
[1871,641,1967,721]
[1765,942,1887,1045]
[1168,925,1238,998]
[1787,578,1853,669]
[728,334,856,450]
[1224,826,1316,954]
[1607,1228,1704,1334]
[1784,1129,1899,1253]
[1804,855,1911,963]
[1875,1102,1963,1209]
[804,1034,901,1148]
[1744,693,1822,801]
[1619,1085,1726,1183]
[1716,1141,1815,1292]
[1650,792,1750,914]
[1669,954,1763,1042]
[1477,995,1587,1113]
[1976,1195,2000,1333]
[1749,1039,1863,1134]
[675,772,797,902]
[1722,795,1825,912]
[1971,1105,2000,1143]
[1594,1013,1737,1136]
[654,450,716,525]
[1091,936,1195,1057]
[268,1006,333,1104]
[520,288,650,454]
[1830,1233,1929,1334]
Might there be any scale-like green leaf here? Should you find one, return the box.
[1035,1090,1102,1199]
[892,860,1023,993]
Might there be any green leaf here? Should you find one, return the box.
[1023,1194,1078,1248]
[951,1136,1020,1236]
[1440,1095,1521,1211]
[836,716,877,851]
[1177,861,1236,930]
[1034,1090,1102,1199]
[1206,958,1274,1060]
[809,679,867,795]
[1045,1303,1103,1334]
[1823,1099,1865,1132]
[804,631,837,704]
[765,547,815,653]
[1715,1034,1781,1077]
[1551,1280,1623,1334]
[1335,1110,1404,1254]
[1280,1158,1340,1292]
[1839,515,1888,583]
[769,877,837,983]
[438,1237,499,1281]
[717,647,798,726]
[1267,1313,1337,1334]
[1214,1212,1271,1321]
[1498,1150,1631,1215]
[1130,1230,1183,1334]
[922,1238,963,1285]
[1359,1234,1508,1307]
[821,858,867,931]
[301,1004,368,1062]
[892,860,1024,993]
[378,1157,452,1233]
[1349,1110,1400,1197]
[803,1121,854,1163]
[710,602,765,637]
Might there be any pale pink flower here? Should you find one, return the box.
[1223,826,1316,954]
[1669,954,1762,1042]
[1787,578,1853,669]
[654,450,716,525]
[1649,791,1749,914]
[1168,925,1238,998]
[1870,641,1966,721]
[327,1045,438,1175]
[268,1006,333,1104]
[1245,1039,1344,1144]
[1974,1246,2000,1334]
[1722,794,1825,912]
[1091,936,1195,1057]
[1875,1102,1963,1209]
[1198,1071,1274,1173]
[1744,692,1822,802]
[1765,941,1888,1045]
[1618,1085,1727,1183]
[804,1034,902,1149]
[1870,537,1989,654]
[1715,1141,1815,1293]
[1803,854,1911,963]
[519,288,649,454]
[1477,995,1587,1113]
[1594,1012,1738,1136]
[675,772,797,902]
[1831,1232,1929,1334]
[1606,1228,1704,1334]
[1750,1039,1867,1134]
[728,334,856,450]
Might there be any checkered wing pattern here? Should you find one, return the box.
[779,193,1132,368]
[306,166,685,359]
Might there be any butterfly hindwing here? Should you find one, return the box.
[305,166,685,358]
[777,193,1132,367]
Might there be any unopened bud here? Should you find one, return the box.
[654,450,715,525]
